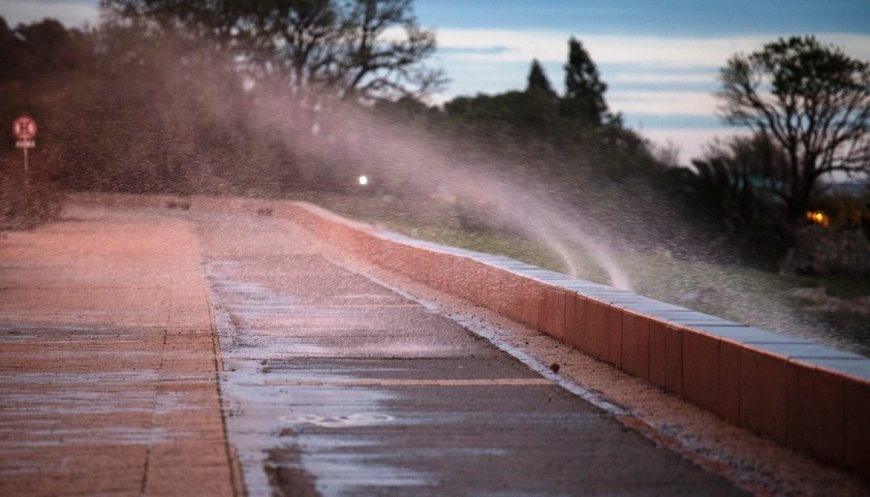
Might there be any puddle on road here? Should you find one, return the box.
[280,413,396,428]
[204,257,434,497]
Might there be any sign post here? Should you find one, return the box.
[12,116,37,197]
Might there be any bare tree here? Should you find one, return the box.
[101,0,445,99]
[717,35,869,222]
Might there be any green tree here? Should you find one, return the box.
[717,35,870,224]
[526,59,556,97]
[561,37,608,124]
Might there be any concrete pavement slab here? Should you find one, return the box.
[0,207,235,496]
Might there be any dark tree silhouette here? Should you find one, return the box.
[561,37,608,124]
[717,35,870,223]
[526,59,556,97]
[0,17,87,225]
[690,135,789,233]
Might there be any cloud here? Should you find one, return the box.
[432,29,870,69]
[608,91,718,116]
[607,72,717,84]
[0,0,99,28]
[425,28,870,125]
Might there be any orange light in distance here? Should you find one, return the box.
[805,210,829,227]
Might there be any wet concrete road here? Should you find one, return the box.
[194,210,748,497]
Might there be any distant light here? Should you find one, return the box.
[805,210,829,227]
[358,175,368,186]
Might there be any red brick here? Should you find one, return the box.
[497,272,526,323]
[417,251,441,289]
[391,245,411,275]
[469,261,490,303]
[844,380,870,478]
[521,280,544,329]
[787,364,844,465]
[468,260,491,303]
[564,291,577,346]
[622,313,650,380]
[404,248,423,279]
[440,257,463,295]
[606,306,623,367]
[740,348,788,443]
[587,299,609,361]
[367,239,388,266]
[355,232,377,260]
[568,295,590,352]
[682,329,720,412]
[452,259,477,301]
[477,265,504,311]
[457,259,479,297]
[664,323,683,395]
[540,288,566,341]
[718,341,741,424]
[648,319,667,388]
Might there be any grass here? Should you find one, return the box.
[302,191,867,292]
[291,190,869,355]
[292,191,604,278]
[779,273,870,299]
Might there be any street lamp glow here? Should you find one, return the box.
[358,175,368,186]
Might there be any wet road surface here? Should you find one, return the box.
[194,210,748,497]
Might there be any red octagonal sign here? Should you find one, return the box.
[12,116,37,140]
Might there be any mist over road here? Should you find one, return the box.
[193,205,748,497]
[4,199,836,496]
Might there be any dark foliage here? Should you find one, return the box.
[0,18,80,227]
[718,35,870,224]
[685,135,796,264]
[526,59,557,97]
[561,37,608,125]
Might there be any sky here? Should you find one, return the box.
[2,0,869,163]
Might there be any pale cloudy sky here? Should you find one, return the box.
[413,0,870,162]
[3,0,869,163]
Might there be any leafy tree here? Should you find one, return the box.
[561,37,608,124]
[526,59,556,97]
[101,0,445,99]
[717,35,870,224]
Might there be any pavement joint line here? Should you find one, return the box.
[267,304,422,308]
[139,328,168,495]
[262,378,553,387]
[330,259,631,417]
[203,288,245,497]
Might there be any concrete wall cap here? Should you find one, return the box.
[803,357,870,381]
[753,342,865,361]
